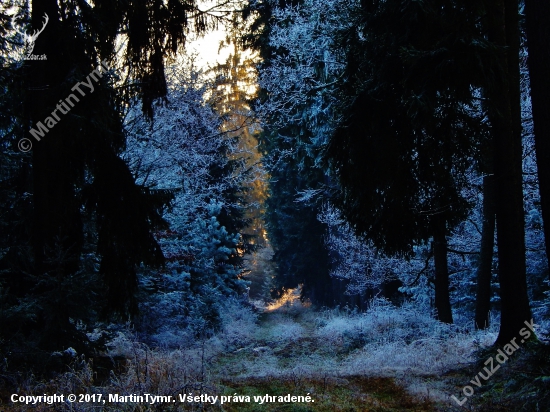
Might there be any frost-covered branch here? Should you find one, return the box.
[257,0,359,147]
[318,203,409,295]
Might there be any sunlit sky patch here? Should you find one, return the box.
[188,28,231,69]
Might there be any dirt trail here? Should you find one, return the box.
[211,291,466,411]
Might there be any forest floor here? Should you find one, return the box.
[208,295,442,411]
[203,291,549,412]
[3,291,549,411]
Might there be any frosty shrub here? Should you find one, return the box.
[264,316,306,344]
[342,325,497,376]
[218,297,259,350]
[314,298,448,346]
[312,298,497,375]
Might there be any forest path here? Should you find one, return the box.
[209,292,465,411]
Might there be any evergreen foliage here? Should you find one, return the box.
[123,62,249,344]
[0,0,248,364]
[261,131,333,305]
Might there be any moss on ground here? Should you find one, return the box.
[215,376,436,412]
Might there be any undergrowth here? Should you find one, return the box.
[1,297,548,411]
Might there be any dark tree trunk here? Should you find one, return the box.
[484,0,532,345]
[433,216,453,324]
[524,0,550,275]
[30,0,81,274]
[475,175,496,330]
[28,0,83,350]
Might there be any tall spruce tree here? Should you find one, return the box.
[326,0,493,323]
[260,128,335,305]
[246,0,341,306]
[325,0,533,340]
[482,0,532,344]
[524,0,550,275]
[1,0,226,359]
